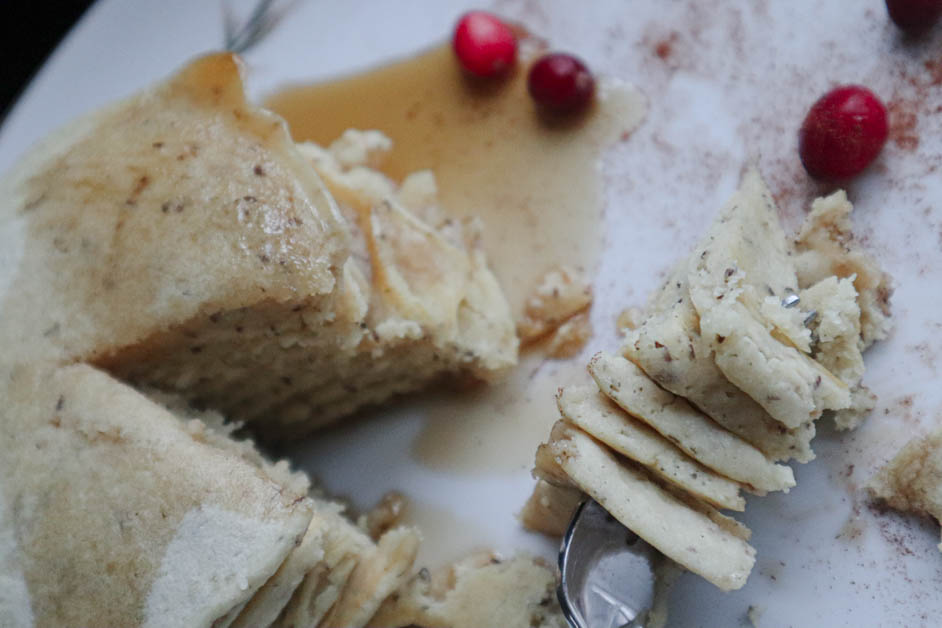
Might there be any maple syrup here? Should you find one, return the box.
[266,43,644,474]
[266,44,643,319]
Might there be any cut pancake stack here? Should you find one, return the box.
[524,169,891,590]
[0,54,519,626]
[0,363,418,628]
[1,52,517,440]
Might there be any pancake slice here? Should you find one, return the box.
[319,526,420,627]
[621,265,816,462]
[557,384,746,510]
[275,498,375,628]
[588,352,795,494]
[686,168,849,427]
[793,190,893,429]
[793,190,892,349]
[0,52,517,442]
[230,518,325,628]
[539,422,755,591]
[698,302,849,428]
[0,363,312,628]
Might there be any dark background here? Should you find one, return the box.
[1,1,95,121]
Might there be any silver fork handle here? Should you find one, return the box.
[558,500,655,628]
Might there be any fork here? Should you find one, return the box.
[557,499,658,628]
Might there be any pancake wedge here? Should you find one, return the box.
[589,352,795,494]
[622,265,816,462]
[558,384,746,510]
[686,168,849,427]
[537,422,755,591]
[0,53,517,440]
[0,363,312,627]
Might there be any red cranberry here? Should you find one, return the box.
[885,0,942,33]
[527,53,596,113]
[798,85,889,181]
[452,11,517,77]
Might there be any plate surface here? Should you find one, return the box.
[3,1,941,626]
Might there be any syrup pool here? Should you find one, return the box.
[266,43,644,320]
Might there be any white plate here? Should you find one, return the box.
[3,1,941,626]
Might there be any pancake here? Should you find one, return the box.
[622,264,817,463]
[0,362,311,627]
[524,168,891,594]
[686,168,849,428]
[0,52,518,627]
[0,52,517,439]
[556,384,747,509]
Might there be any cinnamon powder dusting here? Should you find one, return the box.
[925,58,942,85]
[888,98,920,152]
[653,32,679,61]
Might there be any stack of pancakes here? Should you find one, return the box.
[0,54,520,627]
[524,169,891,590]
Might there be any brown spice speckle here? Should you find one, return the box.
[125,174,151,206]
[888,98,920,152]
[655,39,672,60]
